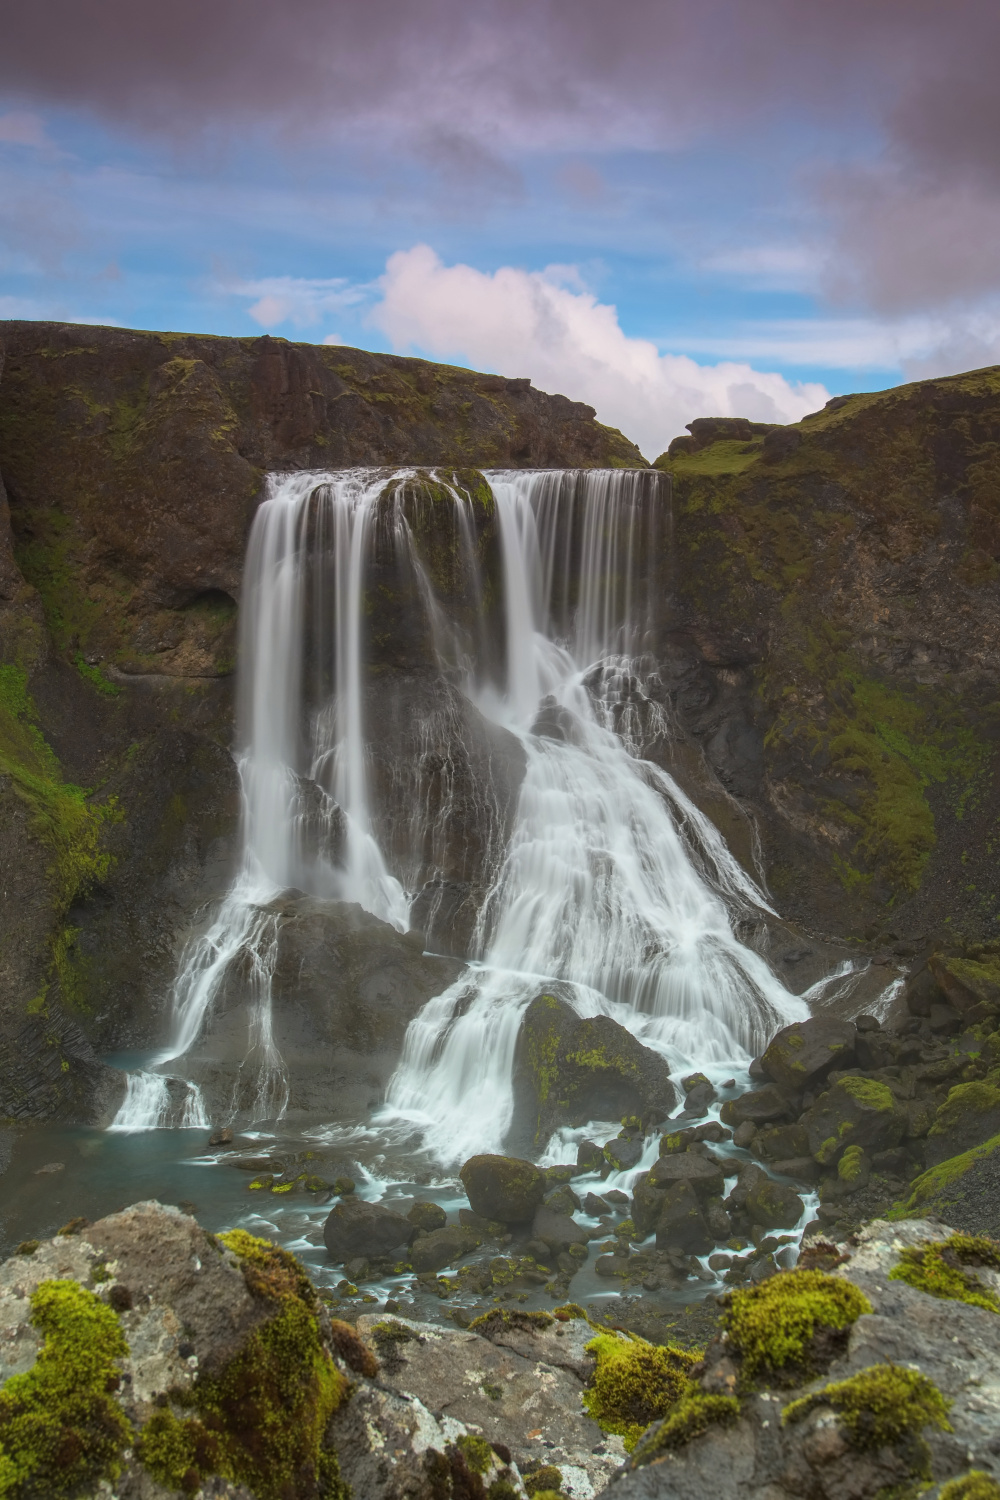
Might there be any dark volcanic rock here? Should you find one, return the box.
[760,1017,857,1094]
[323,1197,414,1262]
[193,895,462,1121]
[512,992,676,1146]
[459,1153,546,1223]
[801,1076,907,1167]
[720,1084,792,1127]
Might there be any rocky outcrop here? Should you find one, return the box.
[5,1201,998,1500]
[654,372,1000,945]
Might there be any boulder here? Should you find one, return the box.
[543,1184,581,1215]
[720,1084,791,1127]
[408,1226,469,1273]
[929,952,1000,1014]
[530,1206,588,1253]
[653,1182,713,1254]
[512,994,676,1145]
[576,1139,604,1172]
[648,1151,726,1199]
[603,1136,644,1171]
[459,1154,546,1223]
[923,1080,1000,1168]
[323,1198,413,1262]
[801,1076,907,1166]
[743,1176,803,1230]
[631,1174,668,1237]
[753,1122,810,1161]
[760,1017,856,1094]
[407,1201,447,1233]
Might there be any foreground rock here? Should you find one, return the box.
[613,1218,1000,1499]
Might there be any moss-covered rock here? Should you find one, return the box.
[925,1080,1000,1167]
[782,1362,951,1460]
[722,1268,872,1387]
[760,1017,857,1094]
[888,1232,1000,1312]
[581,1330,702,1449]
[459,1154,546,1224]
[512,994,676,1145]
[802,1075,907,1166]
[743,1175,803,1230]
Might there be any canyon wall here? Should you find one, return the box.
[0,319,998,1125]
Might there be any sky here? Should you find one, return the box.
[2,1,1000,458]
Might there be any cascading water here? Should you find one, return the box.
[381,470,806,1161]
[111,465,807,1150]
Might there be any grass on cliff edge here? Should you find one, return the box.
[0,663,120,1008]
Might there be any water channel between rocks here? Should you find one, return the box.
[3,467,894,1320]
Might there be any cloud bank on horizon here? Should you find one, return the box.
[2,0,1000,453]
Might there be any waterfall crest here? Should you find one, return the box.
[111,466,805,1145]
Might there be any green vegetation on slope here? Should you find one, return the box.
[0,664,120,1009]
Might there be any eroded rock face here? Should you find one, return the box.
[193,896,463,1121]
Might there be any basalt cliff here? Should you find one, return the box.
[0,320,998,1129]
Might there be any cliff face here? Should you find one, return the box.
[656,373,1000,945]
[1,318,999,1128]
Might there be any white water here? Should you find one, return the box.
[381,470,806,1162]
[112,466,807,1147]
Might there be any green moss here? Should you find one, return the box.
[0,664,121,1010]
[723,1269,872,1387]
[72,653,120,696]
[930,1082,1000,1137]
[838,1145,866,1183]
[456,1433,493,1474]
[891,1133,1000,1215]
[838,1076,894,1112]
[630,1393,740,1462]
[582,1331,701,1449]
[523,1465,564,1496]
[888,1233,1000,1312]
[138,1231,348,1499]
[939,1472,1000,1500]
[665,439,765,476]
[0,1279,132,1498]
[782,1363,951,1453]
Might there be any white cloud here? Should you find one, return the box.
[368,245,830,458]
[222,274,366,329]
[322,331,345,345]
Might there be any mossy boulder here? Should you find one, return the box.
[753,1122,810,1161]
[760,1017,856,1094]
[802,1075,907,1165]
[720,1083,791,1128]
[459,1154,546,1224]
[930,951,1000,1015]
[407,1201,447,1233]
[924,1081,1000,1167]
[512,994,676,1145]
[743,1176,803,1230]
[647,1151,726,1199]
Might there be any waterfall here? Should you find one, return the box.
[111,465,806,1144]
[382,470,806,1162]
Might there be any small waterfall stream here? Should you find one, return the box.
[111,466,807,1152]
